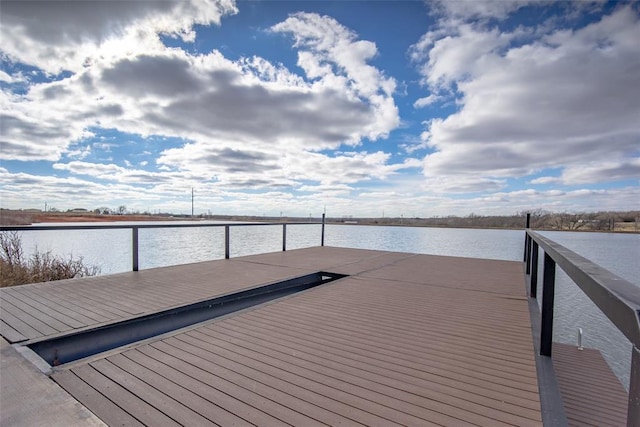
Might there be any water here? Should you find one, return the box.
[536,231,639,391]
[11,222,640,389]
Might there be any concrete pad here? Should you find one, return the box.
[0,338,105,427]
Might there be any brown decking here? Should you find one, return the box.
[0,252,329,343]
[0,246,623,425]
[553,343,628,426]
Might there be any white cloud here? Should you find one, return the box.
[428,0,537,21]
[271,12,399,140]
[1,9,408,205]
[530,176,561,185]
[412,5,640,186]
[413,94,441,108]
[560,158,640,185]
[0,70,15,83]
[0,0,238,74]
[2,10,404,192]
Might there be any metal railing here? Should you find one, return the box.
[1,214,326,272]
[524,222,640,425]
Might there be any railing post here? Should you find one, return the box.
[132,227,139,272]
[224,225,230,259]
[540,252,556,356]
[530,241,539,298]
[526,235,532,274]
[321,213,325,247]
[282,224,287,252]
[628,345,640,426]
[523,213,531,262]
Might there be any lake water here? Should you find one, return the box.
[13,222,640,389]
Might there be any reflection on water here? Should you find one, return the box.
[14,222,640,389]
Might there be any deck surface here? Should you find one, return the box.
[3,246,543,425]
[553,342,628,426]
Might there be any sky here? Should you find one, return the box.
[1,0,639,218]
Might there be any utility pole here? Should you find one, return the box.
[191,188,194,218]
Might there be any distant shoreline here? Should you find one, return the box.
[0,210,637,233]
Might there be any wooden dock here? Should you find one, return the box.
[0,246,629,425]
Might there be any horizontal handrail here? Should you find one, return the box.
[0,221,322,231]
[1,219,326,271]
[527,229,640,347]
[525,229,640,425]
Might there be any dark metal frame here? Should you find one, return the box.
[1,216,327,271]
[28,271,347,367]
[524,227,640,426]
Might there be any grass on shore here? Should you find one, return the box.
[0,231,100,287]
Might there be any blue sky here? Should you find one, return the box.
[1,0,639,217]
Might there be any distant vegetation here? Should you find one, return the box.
[0,231,100,287]
[338,210,639,233]
[0,208,638,232]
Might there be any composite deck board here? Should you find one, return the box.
[552,343,628,426]
[0,290,85,330]
[242,296,537,376]
[188,326,541,422]
[134,344,326,427]
[223,316,537,400]
[23,280,142,317]
[53,370,144,427]
[271,292,534,356]
[88,358,219,426]
[0,311,38,342]
[210,315,540,405]
[191,326,509,426]
[3,247,556,425]
[149,340,347,426]
[0,258,308,343]
[172,333,434,426]
[10,286,109,325]
[214,303,540,402]
[228,303,537,383]
[71,363,182,427]
[0,299,58,336]
[18,282,131,320]
[121,350,289,427]
[0,319,26,343]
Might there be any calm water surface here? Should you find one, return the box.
[16,222,639,389]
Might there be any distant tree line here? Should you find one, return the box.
[0,208,638,232]
[326,210,640,232]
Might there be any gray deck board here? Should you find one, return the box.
[0,302,51,339]
[53,370,144,427]
[11,285,109,324]
[0,319,26,343]
[1,290,84,330]
[71,363,182,427]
